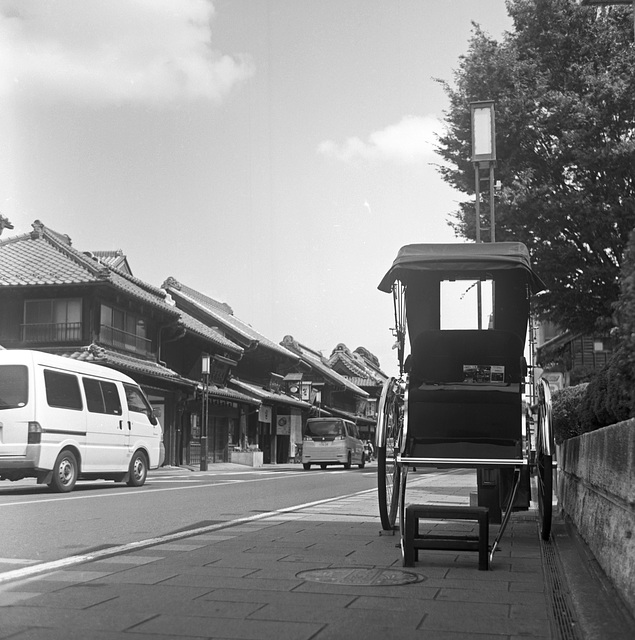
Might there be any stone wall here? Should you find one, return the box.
[558,419,635,618]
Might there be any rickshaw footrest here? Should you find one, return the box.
[404,504,489,570]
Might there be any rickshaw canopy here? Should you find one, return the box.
[378,242,545,293]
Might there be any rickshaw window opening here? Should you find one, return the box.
[440,278,494,330]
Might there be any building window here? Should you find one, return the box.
[593,340,605,352]
[22,298,82,343]
[99,304,151,355]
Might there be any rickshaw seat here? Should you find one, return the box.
[405,330,524,461]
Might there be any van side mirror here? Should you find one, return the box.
[149,411,158,426]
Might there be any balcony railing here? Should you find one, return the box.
[21,322,82,343]
[99,324,152,356]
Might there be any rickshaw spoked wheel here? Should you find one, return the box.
[536,378,554,541]
[377,378,403,531]
[537,450,553,541]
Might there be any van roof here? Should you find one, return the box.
[0,349,138,385]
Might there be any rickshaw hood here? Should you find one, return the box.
[378,242,545,293]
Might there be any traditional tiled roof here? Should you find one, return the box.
[280,336,369,398]
[328,343,387,386]
[0,221,179,317]
[177,310,243,355]
[163,277,299,362]
[92,250,132,275]
[57,344,192,385]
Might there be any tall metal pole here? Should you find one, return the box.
[475,162,482,329]
[489,163,496,243]
[200,374,208,471]
[474,163,481,243]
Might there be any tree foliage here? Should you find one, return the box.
[436,0,635,334]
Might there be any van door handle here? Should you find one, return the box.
[119,420,123,430]
[128,421,132,430]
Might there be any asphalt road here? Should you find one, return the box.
[0,463,378,571]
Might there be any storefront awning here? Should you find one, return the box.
[323,405,376,426]
[229,378,313,410]
[195,381,260,405]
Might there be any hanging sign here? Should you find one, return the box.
[258,405,272,423]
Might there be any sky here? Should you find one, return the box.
[0,0,513,376]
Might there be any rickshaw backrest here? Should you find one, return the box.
[409,330,524,386]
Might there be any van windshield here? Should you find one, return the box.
[304,420,344,438]
[0,365,28,410]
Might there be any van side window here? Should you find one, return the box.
[44,369,82,410]
[124,383,152,417]
[0,365,28,409]
[83,378,122,415]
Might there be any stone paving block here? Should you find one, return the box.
[204,554,316,570]
[149,542,211,552]
[249,601,425,628]
[91,566,179,585]
[0,605,153,632]
[435,586,547,606]
[510,603,552,620]
[1,629,204,640]
[162,573,305,592]
[45,583,213,610]
[0,590,40,606]
[37,569,114,583]
[422,577,513,591]
[0,626,29,640]
[345,592,441,611]
[292,580,439,599]
[198,588,358,608]
[89,555,163,565]
[13,583,119,610]
[91,593,264,619]
[130,613,324,640]
[420,610,551,637]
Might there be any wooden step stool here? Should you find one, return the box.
[404,504,489,570]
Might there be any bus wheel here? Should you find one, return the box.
[359,454,366,469]
[303,463,311,470]
[49,450,78,493]
[127,451,148,487]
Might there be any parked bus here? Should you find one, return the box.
[0,349,163,492]
[301,417,365,470]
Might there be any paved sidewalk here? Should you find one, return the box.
[0,468,633,640]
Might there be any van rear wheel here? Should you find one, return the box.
[127,451,148,487]
[49,450,78,493]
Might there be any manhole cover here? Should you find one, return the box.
[296,567,424,586]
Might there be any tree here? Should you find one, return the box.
[436,0,635,334]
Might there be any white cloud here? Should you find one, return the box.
[0,0,254,105]
[318,115,440,164]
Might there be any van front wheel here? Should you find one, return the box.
[49,450,78,493]
[127,451,148,487]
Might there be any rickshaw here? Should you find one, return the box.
[375,242,554,566]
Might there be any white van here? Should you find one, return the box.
[0,349,163,492]
[301,417,365,470]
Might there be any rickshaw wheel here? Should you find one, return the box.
[537,450,553,541]
[377,445,401,530]
[377,378,402,531]
[536,378,554,541]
